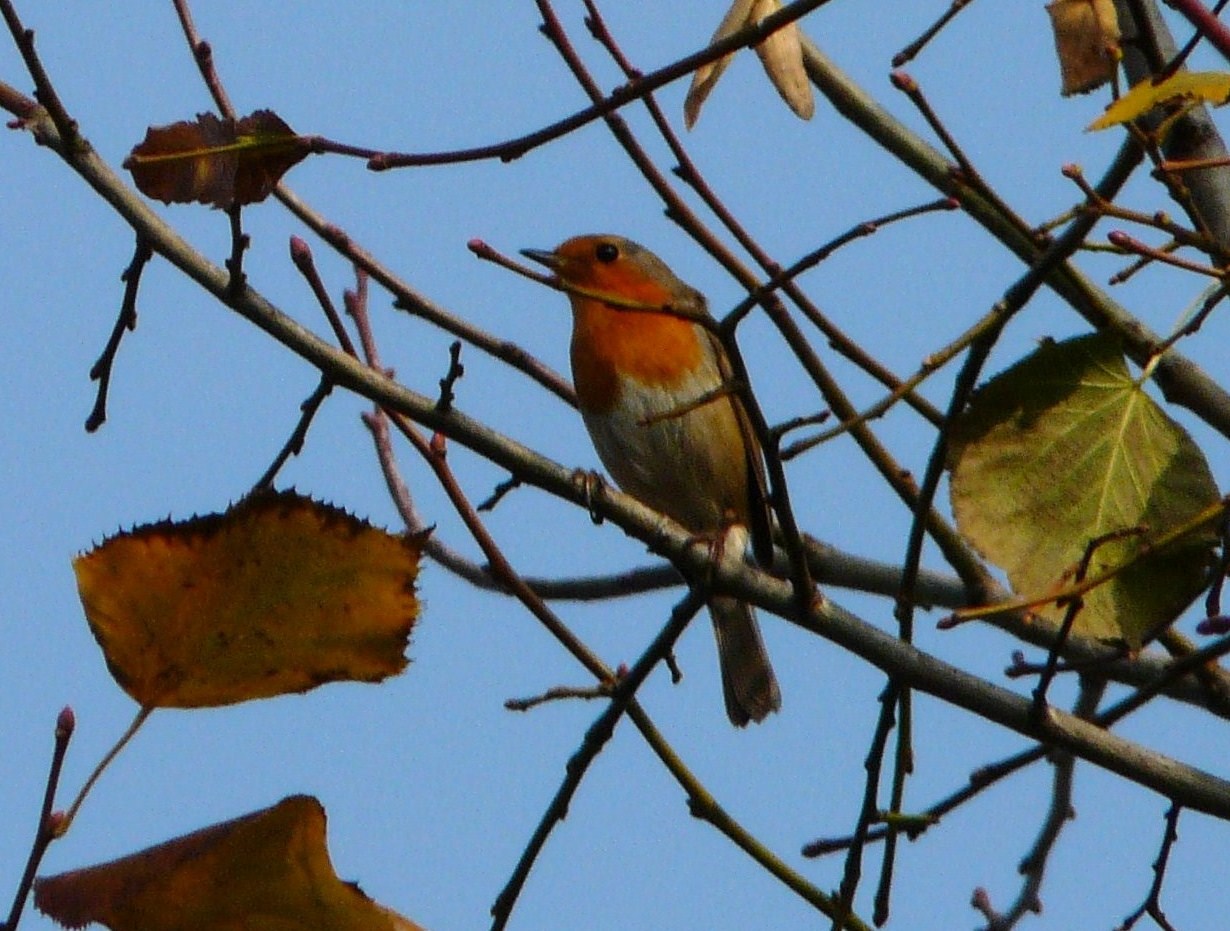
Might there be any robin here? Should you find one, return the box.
[522,234,781,726]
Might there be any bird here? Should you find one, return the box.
[522,234,780,726]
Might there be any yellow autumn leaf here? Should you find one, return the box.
[35,795,424,931]
[74,489,427,708]
[1089,71,1230,130]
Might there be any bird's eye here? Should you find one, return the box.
[595,242,620,264]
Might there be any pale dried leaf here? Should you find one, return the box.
[751,0,814,120]
[684,0,756,129]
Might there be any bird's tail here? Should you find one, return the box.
[709,596,780,726]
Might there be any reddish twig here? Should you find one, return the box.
[1108,229,1227,276]
[1161,0,1230,77]
[1164,0,1230,63]
[289,236,358,357]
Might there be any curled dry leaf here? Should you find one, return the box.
[1046,0,1121,96]
[124,109,311,208]
[752,0,813,120]
[73,489,427,708]
[684,0,814,129]
[35,795,425,931]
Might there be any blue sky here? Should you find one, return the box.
[4,3,1230,929]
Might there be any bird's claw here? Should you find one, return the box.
[572,469,605,524]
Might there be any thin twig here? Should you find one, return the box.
[3,707,74,931]
[477,475,523,513]
[1116,802,1182,931]
[0,0,76,141]
[1164,0,1230,62]
[505,683,612,711]
[1163,0,1230,76]
[224,204,248,295]
[253,376,333,491]
[171,0,235,117]
[86,237,152,432]
[490,590,707,930]
[1108,229,1227,277]
[873,685,913,925]
[436,341,464,413]
[289,235,358,357]
[834,682,900,929]
[1031,528,1145,716]
[977,680,1103,930]
[892,0,977,66]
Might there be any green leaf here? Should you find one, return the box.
[949,333,1220,646]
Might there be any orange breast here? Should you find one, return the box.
[569,299,705,414]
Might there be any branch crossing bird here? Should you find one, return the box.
[523,234,780,726]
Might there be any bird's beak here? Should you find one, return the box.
[520,248,561,271]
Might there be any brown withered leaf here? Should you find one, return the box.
[124,109,311,208]
[74,489,426,708]
[1047,0,1121,96]
[35,795,425,931]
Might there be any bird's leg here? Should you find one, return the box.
[687,519,751,599]
[571,468,606,525]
